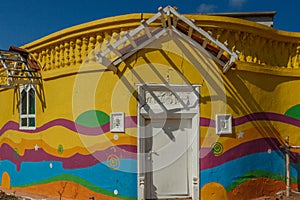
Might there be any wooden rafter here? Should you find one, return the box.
[0,46,42,88]
[96,5,238,73]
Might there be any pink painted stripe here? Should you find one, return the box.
[201,112,300,128]
[1,112,300,136]
[200,138,283,170]
[200,117,215,127]
[233,112,300,127]
[0,116,137,136]
[0,143,137,171]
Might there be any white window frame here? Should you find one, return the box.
[19,85,36,130]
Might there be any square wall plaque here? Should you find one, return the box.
[110,112,125,133]
[216,114,232,134]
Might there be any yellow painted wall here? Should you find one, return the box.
[0,11,300,199]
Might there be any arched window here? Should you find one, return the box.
[20,85,36,129]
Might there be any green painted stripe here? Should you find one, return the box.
[15,174,136,200]
[226,170,297,192]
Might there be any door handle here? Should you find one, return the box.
[149,150,159,156]
[147,150,159,160]
[148,151,159,156]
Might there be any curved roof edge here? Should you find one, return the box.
[23,12,300,50]
[21,11,300,77]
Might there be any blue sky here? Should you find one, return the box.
[0,0,299,50]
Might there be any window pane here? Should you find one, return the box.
[29,118,35,127]
[29,89,35,114]
[21,90,27,114]
[21,118,27,126]
[19,86,36,129]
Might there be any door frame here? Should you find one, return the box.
[137,84,200,200]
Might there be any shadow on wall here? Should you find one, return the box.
[113,35,294,196]
[95,30,298,197]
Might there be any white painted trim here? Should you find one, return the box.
[216,114,232,134]
[110,112,125,132]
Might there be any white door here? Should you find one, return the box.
[144,118,192,199]
[138,84,200,200]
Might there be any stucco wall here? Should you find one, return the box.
[0,11,300,199]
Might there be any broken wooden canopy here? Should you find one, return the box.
[0,46,41,89]
[96,6,238,73]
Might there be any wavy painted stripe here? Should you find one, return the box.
[15,174,136,200]
[200,112,300,127]
[225,170,288,192]
[3,137,289,172]
[200,151,288,188]
[2,152,294,198]
[200,117,215,127]
[0,143,137,171]
[1,112,300,136]
[202,151,300,189]
[201,112,300,128]
[0,159,137,197]
[0,116,137,136]
[201,138,283,170]
[202,112,300,127]
[233,112,300,127]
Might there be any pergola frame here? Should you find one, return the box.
[96,5,238,73]
[0,47,41,89]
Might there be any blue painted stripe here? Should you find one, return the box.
[0,159,137,197]
[2,151,297,196]
[200,150,294,188]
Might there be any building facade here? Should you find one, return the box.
[1,6,300,200]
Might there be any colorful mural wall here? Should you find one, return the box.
[0,8,300,200]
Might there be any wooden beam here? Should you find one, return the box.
[96,52,118,73]
[125,32,137,48]
[141,20,152,38]
[202,39,208,48]
[0,84,15,89]
[11,79,39,85]
[158,7,166,28]
[166,9,172,28]
[107,44,122,57]
[113,29,167,67]
[173,15,178,28]
[217,49,224,59]
[188,27,193,37]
